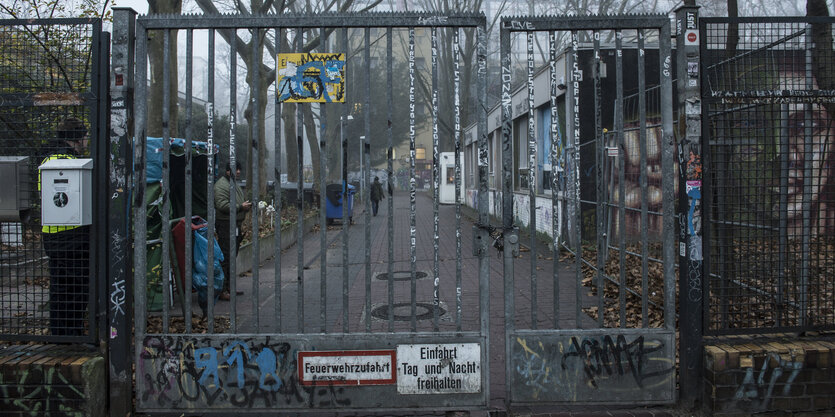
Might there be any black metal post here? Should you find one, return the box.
[108,7,136,416]
[676,3,703,410]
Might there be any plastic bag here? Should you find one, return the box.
[192,221,225,314]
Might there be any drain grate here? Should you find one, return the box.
[374,270,429,281]
[370,302,446,321]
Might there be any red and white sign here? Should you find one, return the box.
[298,350,396,386]
[685,29,698,46]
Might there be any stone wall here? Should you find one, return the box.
[0,344,104,417]
[704,335,835,416]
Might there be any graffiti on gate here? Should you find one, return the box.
[140,337,351,409]
[277,53,345,103]
[511,334,674,401]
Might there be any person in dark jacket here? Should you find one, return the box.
[370,176,385,216]
[40,117,90,336]
[214,161,251,300]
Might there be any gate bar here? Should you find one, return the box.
[593,30,605,328]
[139,14,485,29]
[527,31,537,330]
[206,29,217,333]
[319,24,329,334]
[228,32,238,331]
[432,26,440,331]
[660,19,674,331]
[251,28,262,332]
[184,28,194,333]
[274,26,283,333]
[387,27,395,331]
[408,27,417,332]
[341,26,349,334]
[499,23,513,406]
[477,23,490,400]
[615,29,626,327]
[548,29,561,329]
[569,30,582,327]
[454,28,463,331]
[296,30,305,333]
[161,29,172,332]
[638,29,649,327]
[364,26,372,332]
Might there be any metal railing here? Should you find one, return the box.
[0,18,107,344]
[702,17,835,335]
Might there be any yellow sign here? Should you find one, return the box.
[277,53,345,103]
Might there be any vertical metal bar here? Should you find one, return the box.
[132,18,148,406]
[476,23,491,403]
[593,30,605,328]
[453,28,463,332]
[568,31,582,327]
[409,27,417,333]
[527,30,537,330]
[431,26,440,331]
[184,29,194,333]
[319,25,328,334]
[500,23,513,408]
[161,29,172,332]
[296,30,305,333]
[228,33,238,332]
[615,30,626,328]
[660,21,675,331]
[274,27,283,333]
[251,29,261,332]
[364,27,372,333]
[206,30,217,333]
[387,27,395,332]
[92,22,107,345]
[342,26,350,334]
[638,29,649,328]
[800,25,813,327]
[777,104,789,328]
[549,30,561,329]
[109,11,135,413]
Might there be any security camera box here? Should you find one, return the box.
[39,158,93,226]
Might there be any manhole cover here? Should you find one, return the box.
[375,270,429,281]
[370,302,446,321]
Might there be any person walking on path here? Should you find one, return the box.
[40,117,90,336]
[370,176,385,216]
[214,161,251,301]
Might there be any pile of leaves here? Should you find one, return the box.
[146,315,230,334]
[240,206,318,244]
[572,243,670,329]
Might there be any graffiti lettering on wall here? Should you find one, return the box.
[277,53,345,103]
[733,353,803,411]
[139,337,351,409]
[510,333,674,402]
[0,362,89,416]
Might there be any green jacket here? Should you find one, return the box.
[214,175,246,224]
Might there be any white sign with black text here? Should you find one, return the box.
[396,343,481,394]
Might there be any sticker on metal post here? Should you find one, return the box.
[397,343,481,394]
[297,350,396,386]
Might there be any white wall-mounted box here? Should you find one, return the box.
[39,158,93,226]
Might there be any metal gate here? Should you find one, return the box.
[499,15,677,405]
[700,16,835,335]
[115,11,490,413]
[0,17,108,345]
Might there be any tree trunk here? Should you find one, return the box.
[147,0,182,138]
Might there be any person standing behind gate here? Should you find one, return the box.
[370,176,385,216]
[214,161,251,301]
[40,117,90,336]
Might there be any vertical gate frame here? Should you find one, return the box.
[124,11,490,413]
[500,14,677,407]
